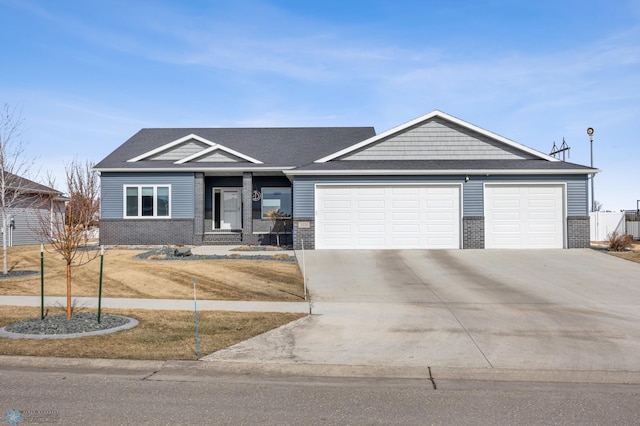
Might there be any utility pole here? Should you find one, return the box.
[587,127,595,211]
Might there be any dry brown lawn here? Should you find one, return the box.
[0,245,305,301]
[0,245,306,360]
[609,250,640,264]
[592,241,640,263]
[0,306,304,360]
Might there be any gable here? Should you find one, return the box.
[340,116,538,161]
[127,134,263,164]
[193,150,242,162]
[315,110,557,164]
[147,140,210,161]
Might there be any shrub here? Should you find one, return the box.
[608,231,634,252]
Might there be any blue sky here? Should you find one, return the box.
[1,0,639,210]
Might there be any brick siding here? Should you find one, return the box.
[463,216,484,249]
[293,217,315,250]
[99,219,194,245]
[567,216,590,248]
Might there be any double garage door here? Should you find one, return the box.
[315,184,461,249]
[315,183,565,250]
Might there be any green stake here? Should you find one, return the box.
[40,243,44,320]
[193,277,200,357]
[98,246,104,323]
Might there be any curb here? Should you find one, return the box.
[2,355,640,385]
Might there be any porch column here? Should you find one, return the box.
[242,172,253,242]
[194,172,205,244]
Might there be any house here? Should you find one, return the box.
[95,110,597,250]
[0,173,66,246]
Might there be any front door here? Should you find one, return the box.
[213,188,242,229]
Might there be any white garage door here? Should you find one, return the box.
[485,184,565,249]
[315,184,460,249]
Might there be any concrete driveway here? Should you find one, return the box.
[205,249,640,372]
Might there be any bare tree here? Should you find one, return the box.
[265,209,291,247]
[0,104,37,275]
[593,200,604,212]
[39,159,100,320]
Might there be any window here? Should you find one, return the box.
[124,185,171,218]
[261,187,292,218]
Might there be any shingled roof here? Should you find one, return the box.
[94,127,376,171]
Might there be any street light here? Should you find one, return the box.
[587,127,595,211]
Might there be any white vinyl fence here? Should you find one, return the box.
[590,212,626,241]
[627,221,640,240]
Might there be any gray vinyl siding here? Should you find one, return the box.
[195,150,239,162]
[5,207,49,246]
[101,172,195,219]
[342,117,538,161]
[149,141,208,160]
[293,174,589,218]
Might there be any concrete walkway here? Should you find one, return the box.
[0,295,309,313]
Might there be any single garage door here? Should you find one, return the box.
[485,184,565,249]
[315,184,460,249]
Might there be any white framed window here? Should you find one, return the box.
[261,187,292,218]
[124,185,171,218]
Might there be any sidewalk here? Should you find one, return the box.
[0,296,309,314]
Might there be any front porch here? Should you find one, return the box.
[194,172,293,246]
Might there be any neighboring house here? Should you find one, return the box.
[0,173,66,246]
[95,110,597,250]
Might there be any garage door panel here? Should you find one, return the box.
[321,224,352,234]
[426,223,455,234]
[357,187,385,195]
[528,186,558,194]
[392,238,421,247]
[358,224,386,233]
[493,212,520,220]
[528,199,558,208]
[357,237,386,247]
[485,184,564,249]
[357,211,385,221]
[357,200,385,209]
[393,223,420,233]
[323,199,352,209]
[494,224,521,232]
[316,184,460,249]
[529,224,557,233]
[392,187,420,194]
[322,187,351,196]
[324,211,353,221]
[493,199,521,208]
[529,211,558,220]
[426,211,457,221]
[426,237,457,247]
[392,200,420,209]
[392,212,420,221]
[326,238,352,248]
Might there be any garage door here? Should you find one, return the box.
[315,184,460,249]
[485,184,564,249]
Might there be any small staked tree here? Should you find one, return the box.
[265,209,291,247]
[39,160,100,320]
[0,104,37,275]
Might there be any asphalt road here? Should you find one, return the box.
[1,361,639,425]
